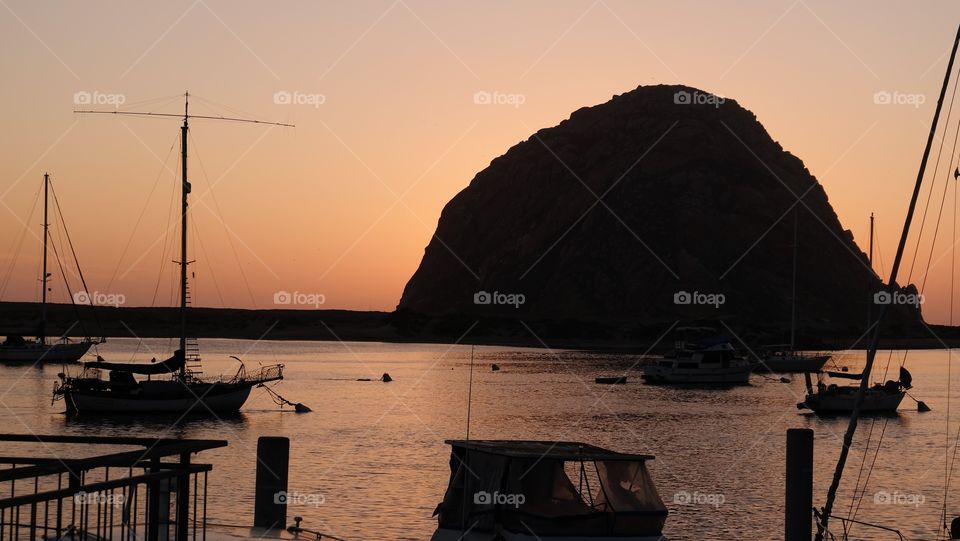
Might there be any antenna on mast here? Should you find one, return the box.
[75,92,294,379]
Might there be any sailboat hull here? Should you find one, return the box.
[62,380,254,414]
[798,390,904,414]
[0,341,93,364]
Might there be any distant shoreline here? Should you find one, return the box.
[3,301,960,353]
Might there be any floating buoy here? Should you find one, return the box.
[780,377,791,384]
[381,373,393,382]
[491,363,500,372]
[294,402,312,413]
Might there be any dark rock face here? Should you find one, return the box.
[398,85,919,335]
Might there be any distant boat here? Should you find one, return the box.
[755,210,831,373]
[642,327,751,386]
[796,367,909,414]
[429,439,669,541]
[595,376,627,384]
[52,93,288,415]
[755,348,830,373]
[0,174,100,364]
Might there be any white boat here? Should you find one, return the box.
[642,328,751,386]
[430,440,669,541]
[797,368,908,414]
[52,94,290,415]
[0,174,100,365]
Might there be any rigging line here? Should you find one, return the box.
[187,130,258,308]
[846,349,895,527]
[876,225,887,279]
[850,413,891,527]
[105,135,178,292]
[908,61,960,283]
[190,94,273,126]
[919,90,960,294]
[948,174,959,539]
[151,150,181,308]
[45,218,89,340]
[49,182,103,339]
[190,210,226,308]
[0,185,41,299]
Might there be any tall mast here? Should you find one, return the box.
[179,92,189,376]
[790,209,798,351]
[815,23,960,540]
[40,173,49,345]
[73,92,293,373]
[869,213,875,266]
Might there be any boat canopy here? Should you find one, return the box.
[435,440,667,537]
[83,349,185,375]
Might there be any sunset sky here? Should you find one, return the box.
[3,1,960,324]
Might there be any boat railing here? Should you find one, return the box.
[0,434,225,541]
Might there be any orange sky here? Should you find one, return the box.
[2,1,960,324]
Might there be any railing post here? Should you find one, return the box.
[176,453,190,541]
[786,428,814,541]
[253,437,289,531]
[148,457,161,541]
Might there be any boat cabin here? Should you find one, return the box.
[432,440,667,538]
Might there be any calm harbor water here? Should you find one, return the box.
[1,338,957,540]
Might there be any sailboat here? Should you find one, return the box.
[0,174,100,364]
[754,211,830,372]
[52,93,287,415]
[796,367,908,414]
[813,23,960,541]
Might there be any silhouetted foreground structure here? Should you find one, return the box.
[0,435,224,540]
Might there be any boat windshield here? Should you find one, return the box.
[435,442,667,536]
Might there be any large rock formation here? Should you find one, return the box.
[398,85,920,337]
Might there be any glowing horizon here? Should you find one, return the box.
[2,1,960,324]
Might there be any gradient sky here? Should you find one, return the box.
[2,1,960,324]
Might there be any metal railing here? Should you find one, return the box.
[0,435,226,541]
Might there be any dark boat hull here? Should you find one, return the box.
[62,380,255,414]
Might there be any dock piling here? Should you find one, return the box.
[786,428,814,541]
[253,436,290,531]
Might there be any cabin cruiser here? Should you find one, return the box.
[642,327,751,386]
[430,440,668,541]
[796,367,910,414]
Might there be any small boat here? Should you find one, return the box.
[0,174,101,364]
[796,367,910,414]
[754,347,830,373]
[595,376,627,384]
[430,440,669,541]
[642,327,751,386]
